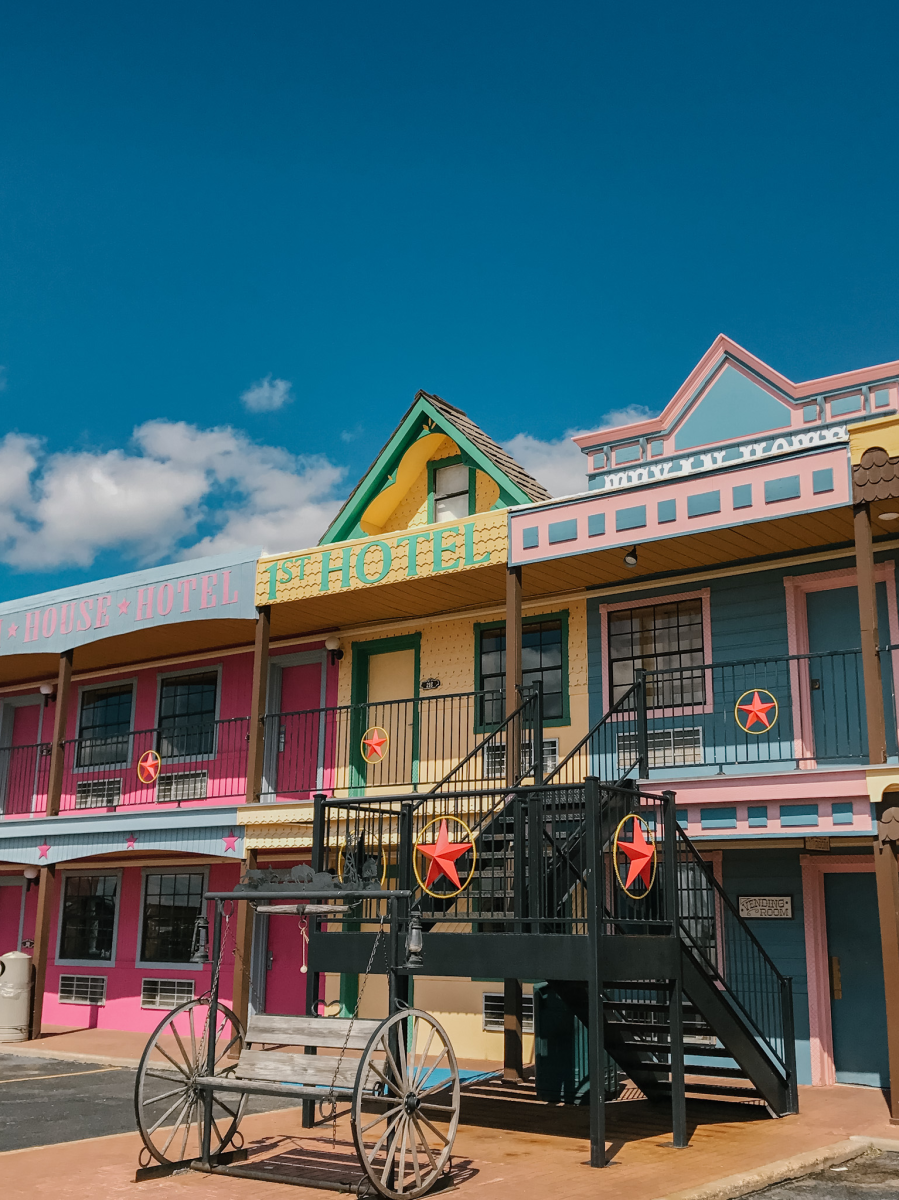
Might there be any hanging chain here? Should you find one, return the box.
[323,908,386,1117]
[198,903,233,1068]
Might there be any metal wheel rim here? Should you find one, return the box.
[351,1008,460,1199]
[134,998,246,1165]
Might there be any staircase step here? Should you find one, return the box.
[653,1081,762,1100]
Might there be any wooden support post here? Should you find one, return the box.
[245,606,271,805]
[854,502,887,764]
[506,566,522,788]
[503,979,524,1083]
[584,777,606,1167]
[856,500,899,1119]
[230,847,258,1046]
[46,651,73,817]
[29,865,56,1040]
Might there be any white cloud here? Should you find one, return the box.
[240,374,293,413]
[502,432,589,499]
[0,421,346,571]
[502,406,660,498]
[596,404,657,429]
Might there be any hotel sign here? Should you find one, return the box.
[257,509,507,605]
[591,425,849,494]
[0,550,260,656]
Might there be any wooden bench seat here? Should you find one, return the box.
[196,1014,386,1100]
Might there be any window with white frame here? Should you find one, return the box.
[433,463,471,522]
[483,738,559,779]
[140,872,206,964]
[157,672,218,759]
[58,875,118,962]
[608,599,705,708]
[58,975,107,1005]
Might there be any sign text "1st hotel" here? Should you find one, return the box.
[263,520,491,599]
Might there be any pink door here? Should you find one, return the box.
[264,913,309,1015]
[0,883,24,954]
[273,660,326,799]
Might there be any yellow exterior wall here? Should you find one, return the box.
[337,596,589,755]
[379,435,458,533]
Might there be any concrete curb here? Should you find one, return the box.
[0,1044,141,1068]
[654,1136,899,1200]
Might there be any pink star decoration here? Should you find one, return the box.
[126,835,137,850]
[222,832,239,853]
[37,843,50,860]
[117,598,130,616]
[7,624,17,638]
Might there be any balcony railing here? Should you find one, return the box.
[262,689,539,799]
[0,718,249,817]
[549,646,897,782]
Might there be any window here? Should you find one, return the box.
[484,739,559,780]
[616,728,702,772]
[482,992,534,1033]
[140,873,206,964]
[433,463,471,522]
[156,771,208,803]
[478,618,567,726]
[76,685,133,767]
[58,975,107,1005]
[141,978,195,1009]
[59,875,118,962]
[608,599,705,707]
[158,672,217,758]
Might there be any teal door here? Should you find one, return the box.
[823,873,888,1086]
[805,585,896,762]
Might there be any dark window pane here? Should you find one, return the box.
[141,872,205,963]
[480,620,566,725]
[608,600,705,705]
[76,686,133,767]
[158,673,217,758]
[60,875,117,960]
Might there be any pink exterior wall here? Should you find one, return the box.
[510,445,850,566]
[33,861,241,1034]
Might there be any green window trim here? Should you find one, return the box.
[349,632,422,795]
[427,454,477,525]
[473,610,571,732]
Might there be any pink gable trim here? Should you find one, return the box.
[800,854,875,1086]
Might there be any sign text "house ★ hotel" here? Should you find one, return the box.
[257,511,507,605]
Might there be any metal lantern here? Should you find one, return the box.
[190,915,210,964]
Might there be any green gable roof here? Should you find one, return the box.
[321,391,552,545]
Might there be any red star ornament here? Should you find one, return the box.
[362,729,388,761]
[618,819,655,890]
[417,819,472,889]
[738,691,776,730]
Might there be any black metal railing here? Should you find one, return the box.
[0,740,52,816]
[263,688,545,799]
[675,823,797,1095]
[57,717,249,812]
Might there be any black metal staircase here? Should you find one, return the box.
[307,697,799,1166]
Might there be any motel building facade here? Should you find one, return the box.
[1,350,899,1113]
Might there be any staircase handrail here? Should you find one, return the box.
[419,692,540,802]
[541,682,643,785]
[675,824,791,1069]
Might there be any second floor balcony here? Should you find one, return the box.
[2,645,892,820]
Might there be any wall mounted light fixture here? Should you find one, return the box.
[623,546,639,567]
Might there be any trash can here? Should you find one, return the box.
[0,952,32,1042]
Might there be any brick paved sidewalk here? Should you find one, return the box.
[0,1079,894,1200]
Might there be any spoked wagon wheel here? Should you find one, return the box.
[134,998,247,1166]
[351,1008,460,1199]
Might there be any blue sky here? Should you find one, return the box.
[1,2,898,601]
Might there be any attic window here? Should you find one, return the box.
[434,463,471,521]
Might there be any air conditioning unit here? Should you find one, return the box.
[58,975,107,1005]
[75,779,122,808]
[156,771,208,803]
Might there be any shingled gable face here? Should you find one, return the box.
[257,390,550,604]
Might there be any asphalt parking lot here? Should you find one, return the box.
[0,1053,299,1152]
[745,1150,899,1198]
